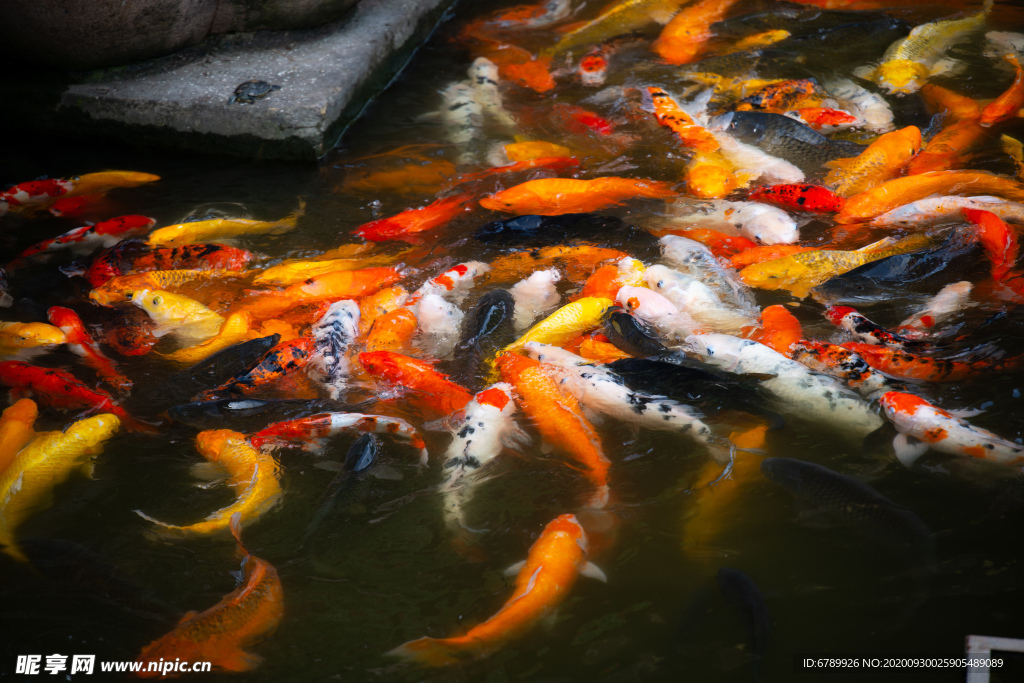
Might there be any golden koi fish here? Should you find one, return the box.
[543,0,688,58]
[89,269,238,306]
[148,203,303,246]
[0,322,66,358]
[158,312,256,364]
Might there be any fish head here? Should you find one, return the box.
[878,391,929,423]
[5,322,67,348]
[196,429,245,458]
[474,383,515,413]
[546,513,587,552]
[685,162,737,199]
[738,259,798,290]
[748,211,799,245]
[824,305,855,325]
[616,285,679,319]
[523,341,587,367]
[875,60,929,95]
[682,333,751,370]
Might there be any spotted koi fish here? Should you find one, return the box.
[194,336,316,402]
[825,305,926,349]
[8,215,155,269]
[249,412,428,464]
[747,184,845,213]
[841,342,1014,382]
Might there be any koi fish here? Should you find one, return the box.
[363,307,419,353]
[867,195,1024,228]
[787,107,860,132]
[408,262,491,307]
[439,384,528,532]
[659,235,754,311]
[503,297,614,356]
[823,77,894,133]
[684,333,883,437]
[359,350,472,416]
[358,286,409,336]
[749,304,802,355]
[0,414,120,562]
[251,253,400,286]
[905,119,988,175]
[159,312,256,365]
[0,361,153,432]
[62,171,161,197]
[789,340,891,398]
[390,513,604,665]
[47,306,131,395]
[842,342,1009,382]
[103,304,160,356]
[544,0,686,58]
[978,54,1024,126]
[577,50,609,86]
[646,265,757,335]
[489,246,626,283]
[504,140,572,162]
[413,294,464,359]
[683,155,738,199]
[733,78,827,114]
[193,336,316,401]
[8,215,155,269]
[0,178,73,216]
[728,245,816,269]
[480,177,677,215]
[248,412,428,464]
[307,300,360,400]
[645,87,719,153]
[84,242,253,288]
[824,126,922,197]
[0,322,66,359]
[963,209,1019,280]
[739,232,939,298]
[653,0,742,65]
[879,391,1024,467]
[896,281,974,339]
[510,268,561,331]
[132,289,225,343]
[667,229,757,260]
[748,184,846,213]
[0,399,37,476]
[147,205,302,246]
[89,269,237,306]
[825,305,925,349]
[354,194,474,242]
[135,515,283,676]
[234,267,402,320]
[136,430,281,537]
[496,352,610,507]
[451,290,517,390]
[920,83,982,122]
[657,199,799,245]
[525,343,727,459]
[868,0,993,95]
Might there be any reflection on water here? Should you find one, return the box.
[3,0,1024,681]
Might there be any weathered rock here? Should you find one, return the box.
[0,0,219,71]
[210,0,361,33]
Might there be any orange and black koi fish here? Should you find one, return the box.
[84,241,252,288]
[194,336,316,402]
[841,342,1016,382]
[748,184,846,213]
[825,305,925,349]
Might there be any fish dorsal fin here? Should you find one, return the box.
[947,407,985,418]
[893,433,930,467]
[504,559,527,576]
[580,561,608,583]
[856,236,899,254]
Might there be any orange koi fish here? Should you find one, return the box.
[748,304,802,355]
[836,170,1024,223]
[920,83,982,122]
[136,430,281,537]
[358,351,472,415]
[234,267,402,320]
[824,126,922,197]
[653,0,741,65]
[684,157,738,198]
[791,107,859,130]
[480,177,676,215]
[0,399,37,475]
[646,87,719,153]
[579,336,632,362]
[89,269,237,306]
[734,79,826,114]
[496,352,609,506]
[981,54,1024,127]
[358,285,409,335]
[390,513,604,666]
[906,119,988,175]
[880,391,1024,467]
[341,160,457,196]
[362,307,419,353]
[248,413,428,464]
[669,228,757,259]
[504,141,573,162]
[135,515,283,676]
[47,307,131,395]
[841,342,1012,382]
[0,361,154,432]
[194,336,316,401]
[727,244,816,269]
[963,208,1019,280]
[489,245,628,283]
[355,193,474,242]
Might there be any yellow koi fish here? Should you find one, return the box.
[135,430,281,537]
[503,297,615,355]
[89,269,238,306]
[0,322,66,358]
[0,399,37,476]
[65,171,161,197]
[740,233,940,298]
[543,0,687,58]
[158,312,256,364]
[824,126,922,197]
[147,203,303,246]
[0,414,120,561]
[132,289,226,343]
[869,0,993,95]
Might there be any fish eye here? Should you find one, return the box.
[151,295,162,305]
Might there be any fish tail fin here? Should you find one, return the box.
[229,512,250,558]
[134,509,187,537]
[388,636,467,667]
[281,198,307,228]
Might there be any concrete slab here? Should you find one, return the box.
[37,0,453,161]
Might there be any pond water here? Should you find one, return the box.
[3,0,1024,681]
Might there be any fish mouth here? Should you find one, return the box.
[707,112,734,132]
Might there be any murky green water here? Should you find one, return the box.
[4,0,1024,681]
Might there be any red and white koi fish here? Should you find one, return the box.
[963,209,1020,281]
[407,261,491,307]
[895,281,973,339]
[389,513,605,666]
[249,412,428,465]
[577,49,609,86]
[440,384,528,532]
[8,215,155,269]
[0,179,73,217]
[879,391,1024,467]
[824,305,924,349]
[47,306,132,395]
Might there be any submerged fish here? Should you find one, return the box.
[451,290,517,390]
[716,567,771,674]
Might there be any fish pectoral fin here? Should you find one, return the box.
[580,561,608,583]
[216,649,264,672]
[504,559,527,577]
[852,65,876,81]
[856,236,899,254]
[190,461,228,484]
[176,609,200,624]
[893,433,930,468]
[738,372,777,382]
[372,465,404,481]
[502,426,532,451]
[930,58,962,78]
[947,407,985,418]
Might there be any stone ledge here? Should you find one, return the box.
[10,0,453,161]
